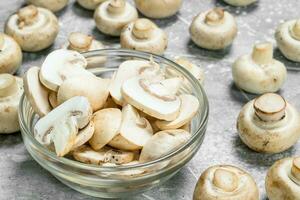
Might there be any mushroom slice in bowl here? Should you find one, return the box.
[72,121,95,150]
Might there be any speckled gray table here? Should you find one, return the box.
[1,0,300,199]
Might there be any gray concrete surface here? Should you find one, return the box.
[1,0,300,199]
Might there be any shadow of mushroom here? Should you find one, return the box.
[71,1,94,19]
[274,48,300,71]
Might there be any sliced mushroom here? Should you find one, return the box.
[94,0,138,36]
[73,145,135,165]
[89,108,122,150]
[72,121,95,150]
[27,0,69,12]
[48,91,58,108]
[193,165,259,200]
[109,59,157,105]
[0,74,23,134]
[155,94,199,130]
[134,0,182,19]
[103,95,121,109]
[57,76,110,112]
[39,49,91,92]
[0,33,22,74]
[223,0,257,6]
[189,8,237,50]
[275,19,300,62]
[175,58,205,85]
[108,104,153,150]
[77,0,106,10]
[121,18,168,55]
[23,67,52,117]
[122,77,181,121]
[34,96,92,156]
[237,93,300,153]
[266,157,300,200]
[139,129,190,163]
[5,5,59,52]
[232,42,287,94]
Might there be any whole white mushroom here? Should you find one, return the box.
[266,157,300,200]
[189,8,237,50]
[275,19,300,62]
[120,18,168,55]
[0,33,22,74]
[223,0,257,6]
[27,0,69,12]
[237,93,300,153]
[134,0,182,19]
[5,5,59,52]
[77,0,106,10]
[94,0,138,36]
[232,42,287,94]
[0,74,23,134]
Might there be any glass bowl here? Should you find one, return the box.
[18,49,209,198]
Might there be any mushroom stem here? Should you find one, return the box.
[205,8,225,26]
[132,19,154,39]
[107,0,125,15]
[252,42,273,65]
[212,168,238,192]
[0,74,18,97]
[291,20,300,41]
[254,93,286,122]
[68,32,93,52]
[0,34,4,50]
[17,5,38,28]
[291,157,300,183]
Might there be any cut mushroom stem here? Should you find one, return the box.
[254,93,286,122]
[132,19,154,39]
[0,74,18,97]
[292,20,300,40]
[205,8,224,26]
[291,157,300,182]
[213,168,238,192]
[68,32,93,52]
[17,5,38,28]
[252,42,273,65]
[107,0,125,14]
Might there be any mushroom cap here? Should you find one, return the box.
[134,0,182,19]
[275,19,300,62]
[237,94,300,153]
[27,0,69,12]
[57,76,110,112]
[223,0,257,6]
[5,6,59,52]
[193,165,259,200]
[0,33,22,74]
[0,75,23,134]
[232,43,287,94]
[23,67,52,117]
[94,0,138,36]
[189,8,237,50]
[77,0,106,10]
[120,18,168,55]
[266,157,300,200]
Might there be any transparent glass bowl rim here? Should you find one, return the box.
[19,48,209,172]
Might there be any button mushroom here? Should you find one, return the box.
[193,165,259,200]
[189,8,237,50]
[139,129,190,163]
[134,0,182,19]
[0,74,23,134]
[23,67,52,117]
[275,19,300,62]
[222,0,257,6]
[94,0,138,36]
[266,157,300,200]
[0,33,22,74]
[77,0,106,10]
[232,42,286,94]
[34,96,92,156]
[120,18,168,55]
[5,5,59,52]
[175,58,205,85]
[237,93,300,153]
[27,0,69,12]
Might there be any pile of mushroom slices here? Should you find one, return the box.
[24,49,200,168]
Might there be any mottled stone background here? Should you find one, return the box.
[1,0,300,199]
